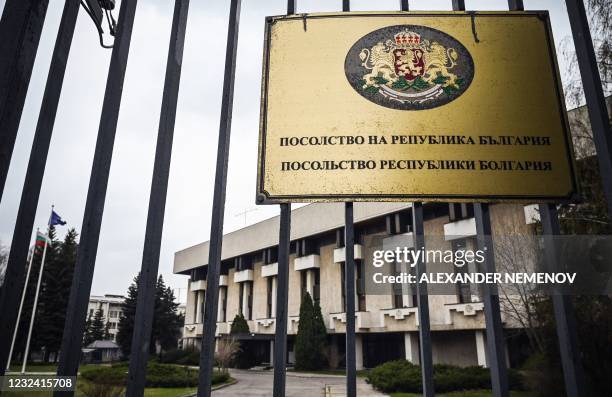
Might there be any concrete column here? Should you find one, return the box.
[355,334,364,370]
[404,332,420,364]
[242,282,251,319]
[475,330,488,367]
[271,276,277,317]
[306,270,314,297]
[217,287,226,322]
[195,291,202,324]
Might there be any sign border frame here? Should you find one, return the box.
[256,11,579,205]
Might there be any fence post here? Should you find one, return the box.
[539,204,586,397]
[272,2,296,396]
[197,0,242,395]
[473,204,510,397]
[273,203,291,396]
[125,1,190,396]
[55,1,139,394]
[0,0,49,200]
[0,0,79,375]
[344,202,357,397]
[564,0,612,218]
[412,202,435,397]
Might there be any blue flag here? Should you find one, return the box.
[49,210,66,226]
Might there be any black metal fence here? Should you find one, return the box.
[0,1,609,397]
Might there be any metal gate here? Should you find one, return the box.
[0,1,609,397]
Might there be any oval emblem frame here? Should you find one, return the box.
[345,25,475,111]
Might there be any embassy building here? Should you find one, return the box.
[174,201,539,369]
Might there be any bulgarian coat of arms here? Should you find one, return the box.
[345,25,474,110]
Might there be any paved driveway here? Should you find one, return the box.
[212,370,386,396]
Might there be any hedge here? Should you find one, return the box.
[366,360,524,393]
[80,362,229,388]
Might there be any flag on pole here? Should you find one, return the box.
[34,231,50,254]
[49,210,66,226]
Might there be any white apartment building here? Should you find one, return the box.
[174,202,539,369]
[87,294,125,342]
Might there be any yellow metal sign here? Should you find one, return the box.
[256,12,578,203]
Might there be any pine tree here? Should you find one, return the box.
[116,274,183,357]
[152,276,181,353]
[90,309,106,342]
[83,315,95,347]
[117,274,139,355]
[295,292,326,370]
[230,313,250,334]
[36,228,78,361]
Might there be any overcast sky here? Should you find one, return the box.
[0,0,580,302]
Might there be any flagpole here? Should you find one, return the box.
[21,207,54,374]
[6,229,38,372]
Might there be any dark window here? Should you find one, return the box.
[356,260,366,312]
[235,255,253,271]
[247,281,253,320]
[392,261,404,308]
[263,247,278,264]
[313,269,321,304]
[336,228,345,248]
[448,203,474,222]
[295,239,316,258]
[386,211,411,235]
[220,286,227,322]
[300,270,307,298]
[191,267,207,281]
[267,277,274,318]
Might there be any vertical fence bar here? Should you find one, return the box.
[453,0,510,394]
[345,202,357,397]
[341,2,355,395]
[473,204,509,397]
[539,204,585,397]
[0,0,49,200]
[508,0,524,10]
[55,0,139,394]
[412,202,435,397]
[272,2,295,396]
[0,0,80,375]
[451,0,465,11]
[197,0,242,395]
[126,1,190,396]
[273,203,291,397]
[564,1,612,218]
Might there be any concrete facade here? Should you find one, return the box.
[87,294,125,342]
[175,202,535,369]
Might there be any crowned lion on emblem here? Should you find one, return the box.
[358,29,462,103]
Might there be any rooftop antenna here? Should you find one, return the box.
[81,0,118,49]
[235,207,258,226]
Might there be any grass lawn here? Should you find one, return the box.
[142,387,196,397]
[390,392,535,397]
[4,363,231,397]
